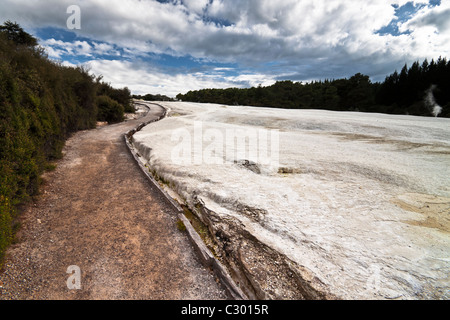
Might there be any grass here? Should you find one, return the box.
[176,219,186,232]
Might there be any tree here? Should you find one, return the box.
[0,20,38,47]
[176,58,449,117]
[346,73,374,111]
[323,85,340,110]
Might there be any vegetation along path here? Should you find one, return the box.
[0,103,229,299]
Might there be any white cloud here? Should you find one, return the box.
[40,39,92,58]
[397,1,450,59]
[224,73,276,88]
[40,38,121,59]
[1,0,448,90]
[0,0,435,59]
[182,0,210,15]
[92,42,115,55]
[85,59,273,97]
[43,45,63,59]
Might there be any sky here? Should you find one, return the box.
[1,0,449,97]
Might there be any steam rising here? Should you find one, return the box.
[425,85,442,117]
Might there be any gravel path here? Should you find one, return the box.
[0,103,229,300]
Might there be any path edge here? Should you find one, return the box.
[123,101,247,300]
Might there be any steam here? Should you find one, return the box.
[425,85,442,117]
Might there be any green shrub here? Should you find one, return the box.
[96,95,125,123]
[0,21,132,265]
[176,219,186,232]
[0,194,13,264]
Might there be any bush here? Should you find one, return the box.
[96,95,125,123]
[0,194,13,262]
[97,81,133,113]
[0,21,132,265]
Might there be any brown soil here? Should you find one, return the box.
[392,193,450,233]
[0,104,229,300]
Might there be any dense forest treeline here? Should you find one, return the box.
[0,21,132,263]
[176,58,450,118]
[133,93,174,102]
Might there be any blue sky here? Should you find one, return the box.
[1,0,449,97]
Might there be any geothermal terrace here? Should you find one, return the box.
[131,101,449,300]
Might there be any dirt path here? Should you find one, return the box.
[0,103,229,300]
